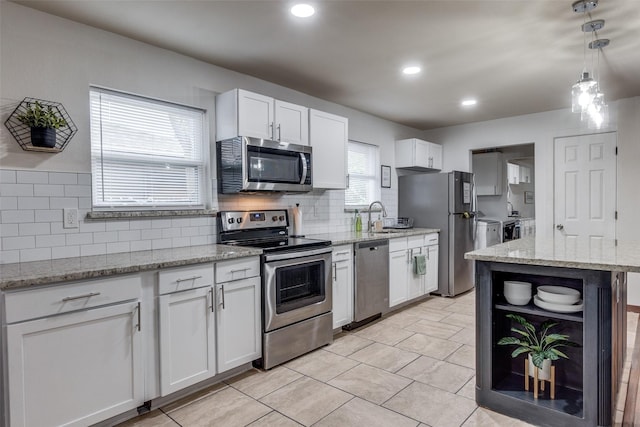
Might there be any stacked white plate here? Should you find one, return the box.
[533,285,583,313]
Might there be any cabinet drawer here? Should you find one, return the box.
[407,235,424,249]
[389,237,408,252]
[5,274,141,324]
[216,257,260,283]
[332,245,353,262]
[425,233,439,245]
[159,264,214,295]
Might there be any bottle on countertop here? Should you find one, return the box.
[354,209,362,232]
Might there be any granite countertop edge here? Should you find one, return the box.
[308,228,440,245]
[0,245,263,291]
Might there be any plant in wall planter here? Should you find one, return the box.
[498,313,579,382]
[16,100,68,148]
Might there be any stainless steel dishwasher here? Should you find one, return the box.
[346,239,389,329]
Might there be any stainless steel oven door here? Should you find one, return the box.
[263,247,332,332]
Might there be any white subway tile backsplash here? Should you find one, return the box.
[18,223,51,236]
[0,250,20,264]
[94,231,119,244]
[79,197,92,209]
[105,222,130,231]
[1,210,35,224]
[3,236,35,250]
[81,243,107,257]
[141,229,163,240]
[49,172,77,185]
[51,222,82,234]
[36,234,66,248]
[35,210,62,222]
[79,221,106,233]
[0,196,18,210]
[162,228,181,239]
[152,239,172,250]
[52,246,80,259]
[171,218,191,228]
[18,197,50,210]
[1,183,34,197]
[118,230,141,241]
[50,197,79,209]
[0,224,19,237]
[77,173,92,185]
[64,184,91,197]
[130,220,152,230]
[131,240,152,252]
[16,170,49,184]
[66,233,94,246]
[20,247,51,262]
[151,219,172,229]
[34,184,65,197]
[107,241,130,254]
[0,170,17,184]
[171,237,190,247]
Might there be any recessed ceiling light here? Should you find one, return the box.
[291,4,315,18]
[461,99,477,107]
[402,66,421,75]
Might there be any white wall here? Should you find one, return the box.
[0,2,421,263]
[423,97,640,303]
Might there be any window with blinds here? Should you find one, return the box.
[90,88,206,209]
[346,140,380,207]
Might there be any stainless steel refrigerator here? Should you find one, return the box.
[399,171,477,296]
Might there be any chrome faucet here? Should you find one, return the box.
[367,201,388,232]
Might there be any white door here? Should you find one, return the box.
[274,100,308,145]
[237,89,274,140]
[7,302,144,427]
[554,133,616,245]
[216,277,261,373]
[407,247,425,299]
[332,259,353,328]
[389,250,408,307]
[159,286,216,396]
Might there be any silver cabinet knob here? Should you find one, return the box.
[556,224,564,230]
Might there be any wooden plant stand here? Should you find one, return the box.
[524,359,556,399]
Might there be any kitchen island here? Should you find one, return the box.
[465,237,640,427]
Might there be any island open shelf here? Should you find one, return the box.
[475,260,626,427]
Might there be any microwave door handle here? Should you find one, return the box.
[300,153,308,184]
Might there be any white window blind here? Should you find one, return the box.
[346,140,380,207]
[90,88,205,209]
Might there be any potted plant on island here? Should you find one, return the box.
[498,313,579,382]
[16,100,68,148]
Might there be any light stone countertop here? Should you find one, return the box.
[308,227,440,245]
[465,236,640,273]
[0,245,262,291]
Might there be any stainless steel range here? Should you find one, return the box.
[217,210,333,369]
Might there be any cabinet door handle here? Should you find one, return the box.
[333,263,337,281]
[269,122,274,138]
[346,174,350,188]
[62,292,101,302]
[335,251,350,256]
[135,301,141,332]
[230,267,250,273]
[209,287,215,313]
[220,285,226,309]
[176,275,202,283]
[277,123,281,141]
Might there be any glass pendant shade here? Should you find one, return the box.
[571,71,598,113]
[586,90,608,129]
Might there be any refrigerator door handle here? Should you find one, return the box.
[471,174,478,241]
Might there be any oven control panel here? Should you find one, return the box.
[219,210,288,231]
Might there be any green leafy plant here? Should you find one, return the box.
[497,313,579,369]
[16,101,67,129]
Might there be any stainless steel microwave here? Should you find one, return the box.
[217,136,312,193]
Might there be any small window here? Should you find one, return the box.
[346,140,380,207]
[90,87,206,210]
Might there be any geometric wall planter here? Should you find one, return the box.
[4,97,78,153]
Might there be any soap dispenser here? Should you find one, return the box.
[354,209,362,232]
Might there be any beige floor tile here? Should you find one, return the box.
[167,386,271,427]
[285,348,359,382]
[396,333,462,360]
[441,312,475,328]
[160,382,227,413]
[246,411,302,427]
[457,377,476,400]
[325,333,374,356]
[259,376,352,426]
[379,310,424,328]
[404,306,452,322]
[354,322,415,346]
[441,301,475,314]
[384,382,477,427]
[116,410,178,427]
[446,344,476,369]
[405,319,462,339]
[350,342,420,372]
[417,296,456,310]
[328,363,413,404]
[382,382,476,427]
[314,397,419,427]
[462,407,535,426]
[397,356,475,393]
[226,366,302,399]
[449,327,476,346]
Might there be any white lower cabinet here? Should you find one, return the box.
[332,244,354,329]
[5,276,143,427]
[215,276,261,372]
[389,233,439,309]
[158,286,216,396]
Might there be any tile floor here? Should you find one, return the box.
[118,291,639,427]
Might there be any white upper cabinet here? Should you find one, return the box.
[507,162,520,185]
[216,89,308,145]
[473,152,504,196]
[309,108,349,189]
[395,138,442,171]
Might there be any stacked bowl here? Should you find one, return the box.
[503,281,532,306]
[533,285,583,313]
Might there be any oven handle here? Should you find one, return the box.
[263,246,332,262]
[300,153,308,185]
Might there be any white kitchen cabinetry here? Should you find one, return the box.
[519,165,531,183]
[309,108,349,189]
[216,88,308,145]
[215,257,261,373]
[332,244,354,329]
[5,276,144,427]
[473,152,504,196]
[507,163,531,185]
[389,234,439,308]
[395,138,442,171]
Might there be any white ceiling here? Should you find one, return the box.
[12,0,640,130]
